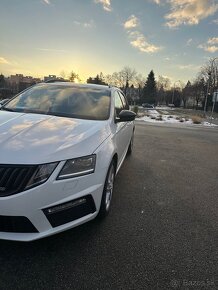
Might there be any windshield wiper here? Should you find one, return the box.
[1,107,15,112]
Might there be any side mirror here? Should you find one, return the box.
[116,110,136,123]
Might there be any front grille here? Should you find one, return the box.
[0,164,38,197]
[0,215,38,233]
[43,195,96,227]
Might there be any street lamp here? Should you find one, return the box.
[172,80,180,105]
[204,57,218,117]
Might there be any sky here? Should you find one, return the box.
[0,0,218,83]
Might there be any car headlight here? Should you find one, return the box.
[57,155,96,180]
[25,162,58,190]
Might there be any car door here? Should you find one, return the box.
[114,90,132,166]
[118,91,133,145]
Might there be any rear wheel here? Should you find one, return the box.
[98,161,115,218]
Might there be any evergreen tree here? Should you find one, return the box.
[87,73,107,85]
[182,80,192,108]
[142,70,157,104]
[69,71,80,82]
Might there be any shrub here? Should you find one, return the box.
[168,115,173,119]
[156,115,163,121]
[132,106,139,115]
[150,116,156,119]
[192,116,202,124]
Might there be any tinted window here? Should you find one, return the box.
[4,84,111,120]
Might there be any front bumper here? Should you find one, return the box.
[0,162,106,241]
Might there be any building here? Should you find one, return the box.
[6,74,41,94]
[44,75,65,82]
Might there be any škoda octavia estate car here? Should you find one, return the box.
[0,82,135,241]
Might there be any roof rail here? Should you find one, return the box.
[44,79,68,83]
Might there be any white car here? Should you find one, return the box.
[0,98,10,108]
[0,82,135,241]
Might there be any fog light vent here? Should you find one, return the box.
[46,198,87,214]
[43,195,96,227]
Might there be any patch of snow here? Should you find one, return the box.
[147,109,159,115]
[158,110,170,114]
[156,106,175,110]
[136,114,218,127]
[202,122,218,127]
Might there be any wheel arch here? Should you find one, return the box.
[112,153,118,174]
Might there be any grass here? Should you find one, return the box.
[191,116,202,124]
[132,106,139,115]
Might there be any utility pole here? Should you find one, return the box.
[204,72,211,117]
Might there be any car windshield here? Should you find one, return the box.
[3,84,111,120]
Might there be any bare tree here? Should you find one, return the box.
[105,67,137,90]
[157,75,171,104]
[192,77,205,109]
[199,58,218,95]
[60,70,67,80]
[119,66,137,94]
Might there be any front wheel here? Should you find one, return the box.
[98,161,115,218]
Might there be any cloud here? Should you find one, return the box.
[0,57,9,64]
[73,20,95,28]
[164,0,218,28]
[128,31,162,53]
[42,0,50,5]
[123,15,161,53]
[178,64,200,70]
[186,38,193,46]
[203,46,218,53]
[124,15,140,29]
[207,37,218,45]
[37,48,68,53]
[199,37,218,53]
[152,0,161,4]
[94,0,112,12]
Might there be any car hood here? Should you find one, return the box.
[0,111,111,164]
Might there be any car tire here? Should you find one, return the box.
[127,132,134,155]
[98,161,115,219]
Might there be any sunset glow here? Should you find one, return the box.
[0,0,218,82]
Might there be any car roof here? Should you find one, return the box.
[38,82,112,91]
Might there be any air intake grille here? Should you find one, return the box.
[0,215,38,233]
[0,164,38,197]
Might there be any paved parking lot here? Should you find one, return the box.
[0,123,218,290]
